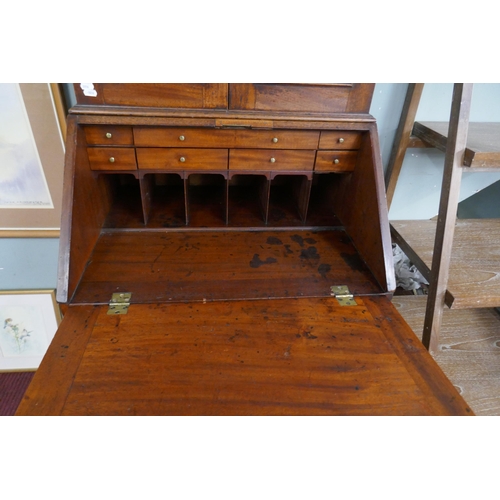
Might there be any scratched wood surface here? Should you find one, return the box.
[16,296,471,416]
[71,229,382,305]
[391,219,500,309]
[393,295,500,416]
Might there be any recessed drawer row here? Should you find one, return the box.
[87,148,358,173]
[84,126,363,150]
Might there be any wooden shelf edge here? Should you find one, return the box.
[413,121,500,169]
[391,219,500,310]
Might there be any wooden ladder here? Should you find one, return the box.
[385,83,500,352]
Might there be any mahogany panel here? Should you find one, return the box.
[17,296,471,415]
[16,306,99,416]
[328,124,396,293]
[57,118,114,303]
[229,149,315,171]
[74,84,229,109]
[71,229,382,305]
[229,84,374,114]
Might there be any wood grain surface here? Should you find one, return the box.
[71,229,382,305]
[393,295,500,416]
[392,219,500,309]
[228,84,374,114]
[16,296,471,416]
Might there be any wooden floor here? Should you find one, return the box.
[393,295,500,416]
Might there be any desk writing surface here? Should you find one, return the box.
[16,296,472,416]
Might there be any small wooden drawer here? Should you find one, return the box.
[134,127,320,150]
[85,126,134,146]
[318,131,362,150]
[136,148,228,170]
[232,130,320,149]
[229,149,315,171]
[314,151,358,172]
[134,127,233,147]
[87,147,137,170]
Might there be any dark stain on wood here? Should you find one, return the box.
[318,263,331,278]
[250,254,278,268]
[300,247,320,260]
[291,234,317,247]
[266,236,283,245]
[302,330,318,339]
[229,330,250,342]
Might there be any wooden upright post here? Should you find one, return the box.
[422,83,473,352]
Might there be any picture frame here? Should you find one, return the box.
[0,83,66,237]
[0,290,61,371]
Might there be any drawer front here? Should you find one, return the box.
[315,151,358,172]
[136,148,228,170]
[87,147,137,170]
[232,130,319,149]
[85,126,134,146]
[229,149,315,171]
[134,127,234,148]
[134,127,320,149]
[318,131,363,150]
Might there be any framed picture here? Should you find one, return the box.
[0,83,66,237]
[0,290,61,371]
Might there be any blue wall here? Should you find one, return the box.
[0,238,59,290]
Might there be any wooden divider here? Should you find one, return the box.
[98,171,342,229]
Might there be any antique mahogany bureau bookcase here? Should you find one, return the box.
[17,84,471,415]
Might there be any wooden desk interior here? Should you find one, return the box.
[15,83,472,416]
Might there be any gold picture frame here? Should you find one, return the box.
[0,290,61,371]
[0,83,66,237]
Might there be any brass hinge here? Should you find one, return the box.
[330,285,357,306]
[107,292,132,315]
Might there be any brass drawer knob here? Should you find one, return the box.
[270,157,276,163]
[179,135,185,141]
[106,132,112,139]
[338,137,345,144]
[109,157,115,163]
[333,159,340,164]
[179,157,186,162]
[272,137,278,143]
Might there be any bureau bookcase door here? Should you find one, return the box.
[74,83,229,109]
[228,83,374,113]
